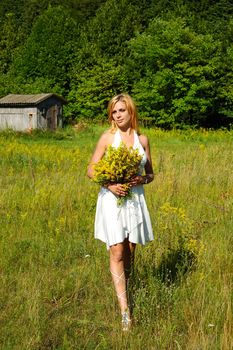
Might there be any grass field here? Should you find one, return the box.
[0,125,232,350]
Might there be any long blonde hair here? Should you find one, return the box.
[107,94,139,133]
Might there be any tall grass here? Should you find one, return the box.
[0,126,232,349]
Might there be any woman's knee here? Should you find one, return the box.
[110,245,124,263]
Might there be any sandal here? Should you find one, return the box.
[121,309,132,331]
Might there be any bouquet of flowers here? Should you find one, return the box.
[92,142,142,206]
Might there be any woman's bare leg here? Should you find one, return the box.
[110,240,136,309]
[110,240,134,330]
[109,242,128,313]
[123,239,136,281]
[123,240,136,314]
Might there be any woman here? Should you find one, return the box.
[87,94,154,331]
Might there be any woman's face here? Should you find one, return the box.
[111,101,131,129]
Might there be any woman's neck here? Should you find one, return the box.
[118,127,133,136]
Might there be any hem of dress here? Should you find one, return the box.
[95,236,154,250]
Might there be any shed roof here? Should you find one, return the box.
[0,93,67,106]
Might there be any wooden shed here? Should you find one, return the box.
[0,93,67,131]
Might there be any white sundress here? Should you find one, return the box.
[94,129,154,249]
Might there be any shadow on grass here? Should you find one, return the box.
[128,247,197,317]
[155,247,196,285]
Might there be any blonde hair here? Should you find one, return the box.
[107,94,139,133]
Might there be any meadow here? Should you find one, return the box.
[0,125,232,350]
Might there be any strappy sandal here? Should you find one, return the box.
[121,308,132,331]
[110,271,132,331]
[110,270,127,301]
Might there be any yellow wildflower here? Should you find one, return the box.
[92,142,142,206]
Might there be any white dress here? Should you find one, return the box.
[94,129,154,249]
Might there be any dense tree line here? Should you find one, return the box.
[0,0,233,127]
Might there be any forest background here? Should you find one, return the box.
[0,0,233,129]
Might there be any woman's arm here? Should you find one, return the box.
[87,133,109,179]
[142,134,154,184]
[130,134,154,186]
[87,132,128,197]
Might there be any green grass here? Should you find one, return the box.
[0,126,232,349]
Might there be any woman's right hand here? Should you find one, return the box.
[107,183,128,197]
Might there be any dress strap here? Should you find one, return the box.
[133,130,143,150]
[112,129,121,147]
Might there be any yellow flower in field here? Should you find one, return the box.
[48,220,54,230]
[199,144,206,151]
[20,212,28,220]
[185,238,198,254]
[58,217,66,226]
[178,207,186,220]
[184,238,205,257]
[199,271,205,281]
[160,202,173,213]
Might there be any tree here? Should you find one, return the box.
[67,59,128,121]
[11,6,79,93]
[73,0,145,70]
[126,18,233,127]
[66,0,146,121]
[0,13,24,74]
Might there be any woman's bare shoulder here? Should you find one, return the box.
[138,133,149,148]
[98,129,114,146]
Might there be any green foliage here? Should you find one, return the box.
[0,12,24,74]
[0,0,233,127]
[127,18,233,127]
[0,0,106,31]
[72,0,150,67]
[11,6,79,92]
[0,74,64,99]
[67,60,128,120]
[81,0,142,57]
[66,0,147,121]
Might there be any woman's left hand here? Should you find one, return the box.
[129,175,144,187]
